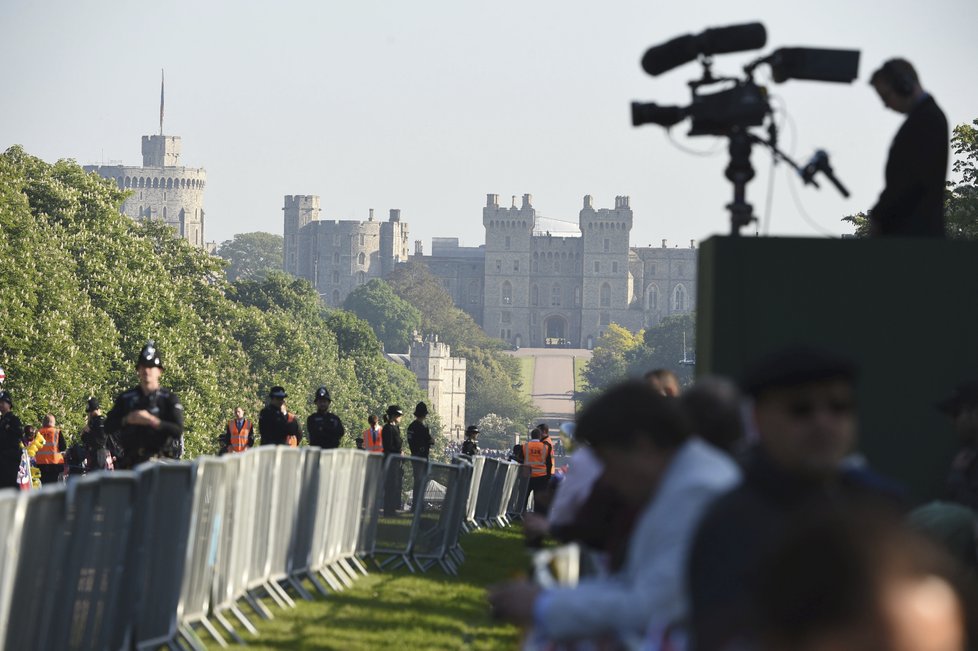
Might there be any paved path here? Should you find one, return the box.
[508,348,591,422]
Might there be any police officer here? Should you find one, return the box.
[80,397,114,471]
[259,386,302,446]
[307,387,345,449]
[382,405,404,515]
[0,390,24,490]
[407,401,433,459]
[461,425,480,456]
[104,341,185,469]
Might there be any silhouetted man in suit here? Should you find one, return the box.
[869,58,948,237]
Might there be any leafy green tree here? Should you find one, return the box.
[216,231,284,282]
[342,279,422,353]
[475,413,520,451]
[626,313,696,387]
[583,324,644,391]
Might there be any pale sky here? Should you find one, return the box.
[2,0,975,250]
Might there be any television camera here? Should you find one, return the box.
[631,23,860,234]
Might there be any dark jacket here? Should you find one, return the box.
[258,405,301,446]
[104,387,184,469]
[307,411,345,449]
[406,420,433,458]
[870,95,949,237]
[688,448,904,651]
[381,422,402,455]
[462,439,479,456]
[0,411,24,489]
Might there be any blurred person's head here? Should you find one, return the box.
[645,368,680,396]
[233,406,244,420]
[757,508,975,651]
[536,423,550,438]
[575,380,690,506]
[937,381,978,446]
[42,414,55,428]
[530,427,542,440]
[743,346,858,479]
[368,414,378,427]
[681,376,745,454]
[870,58,923,115]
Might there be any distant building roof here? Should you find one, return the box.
[533,216,581,237]
[385,353,411,368]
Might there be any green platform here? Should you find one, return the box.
[697,235,978,499]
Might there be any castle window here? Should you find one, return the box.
[574,287,581,307]
[496,259,502,273]
[600,283,611,307]
[600,312,611,326]
[649,263,657,275]
[551,284,561,307]
[333,252,339,264]
[360,234,365,246]
[648,284,658,310]
[358,252,366,266]
[514,260,519,272]
[505,236,511,250]
[612,261,619,273]
[673,284,687,311]
[604,238,610,252]
[166,178,173,189]
[531,312,537,325]
[333,234,340,246]
[501,311,511,324]
[594,261,600,273]
[501,281,512,305]
[468,280,480,304]
[162,207,167,219]
[332,271,339,284]
[153,178,159,188]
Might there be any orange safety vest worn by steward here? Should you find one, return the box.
[523,440,550,478]
[286,413,299,447]
[35,426,64,465]
[363,426,383,453]
[227,418,252,453]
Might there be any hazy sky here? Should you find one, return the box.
[2,0,975,250]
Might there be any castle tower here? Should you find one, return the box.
[84,134,207,249]
[283,195,321,279]
[409,336,467,437]
[580,195,633,348]
[482,193,534,346]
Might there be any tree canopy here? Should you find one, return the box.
[216,231,284,282]
[342,278,422,353]
[0,146,426,456]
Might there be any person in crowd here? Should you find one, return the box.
[508,439,523,463]
[35,414,66,485]
[868,58,949,237]
[362,414,383,453]
[307,387,344,449]
[755,507,975,651]
[258,386,300,446]
[382,405,404,515]
[220,406,254,454]
[4,401,29,489]
[939,380,978,509]
[80,397,113,471]
[489,380,740,647]
[462,425,479,456]
[523,427,553,514]
[105,341,184,469]
[688,345,900,651]
[645,368,681,396]
[681,375,748,456]
[407,401,433,459]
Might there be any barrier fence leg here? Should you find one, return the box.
[319,566,346,592]
[231,604,261,635]
[305,571,331,597]
[214,610,246,645]
[199,617,230,648]
[178,623,209,651]
[244,592,275,620]
[266,580,297,608]
[285,575,315,601]
[348,556,370,576]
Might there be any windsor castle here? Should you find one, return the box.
[284,192,697,350]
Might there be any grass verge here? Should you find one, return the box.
[222,526,528,651]
[517,356,535,401]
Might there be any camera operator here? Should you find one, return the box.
[869,58,948,238]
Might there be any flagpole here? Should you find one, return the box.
[160,69,165,136]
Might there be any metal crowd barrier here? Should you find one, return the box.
[0,446,530,650]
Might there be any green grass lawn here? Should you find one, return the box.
[221,526,528,651]
[517,356,535,400]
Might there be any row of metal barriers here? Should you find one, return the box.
[0,447,532,651]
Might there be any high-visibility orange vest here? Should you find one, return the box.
[523,440,549,478]
[286,413,298,447]
[227,418,252,453]
[35,427,64,465]
[363,426,383,453]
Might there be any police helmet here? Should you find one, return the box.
[315,386,331,401]
[386,405,404,418]
[269,386,288,399]
[137,340,163,368]
[414,401,429,417]
[0,390,11,408]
